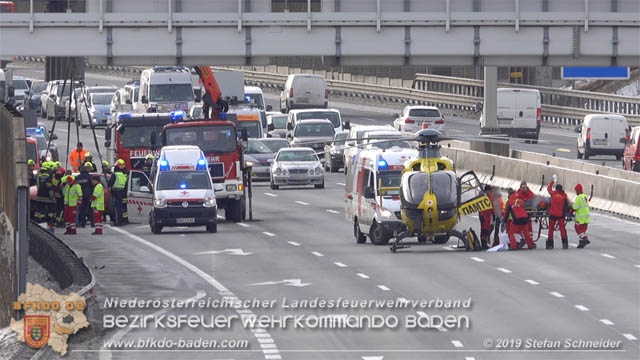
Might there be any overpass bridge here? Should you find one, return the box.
[0,0,638,66]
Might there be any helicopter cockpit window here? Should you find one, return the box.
[405,172,430,205]
[430,171,457,209]
[459,171,484,205]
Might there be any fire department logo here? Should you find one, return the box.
[24,315,50,348]
[182,201,189,208]
[180,191,189,195]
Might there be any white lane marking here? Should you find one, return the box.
[570,243,578,247]
[525,279,539,285]
[57,128,68,132]
[451,340,464,348]
[105,226,280,358]
[264,192,278,197]
[258,338,274,344]
[337,182,346,186]
[416,311,447,332]
[135,225,147,228]
[311,251,324,257]
[265,355,282,360]
[450,129,463,133]
[377,285,390,291]
[179,234,185,237]
[443,246,455,251]
[574,305,589,311]
[326,209,340,214]
[263,231,275,237]
[357,273,370,279]
[601,253,616,259]
[465,357,476,360]
[288,241,300,246]
[600,319,615,326]
[550,291,565,298]
[334,262,347,268]
[261,343,277,349]
[635,265,640,269]
[470,257,484,263]
[295,201,310,206]
[623,334,637,341]
[237,223,250,227]
[497,267,512,273]
[556,147,571,153]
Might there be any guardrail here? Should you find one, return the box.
[413,73,640,126]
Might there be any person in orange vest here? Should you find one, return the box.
[546,175,570,249]
[504,197,535,250]
[69,142,88,172]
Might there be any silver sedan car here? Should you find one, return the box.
[270,147,324,190]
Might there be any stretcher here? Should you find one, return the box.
[527,202,574,242]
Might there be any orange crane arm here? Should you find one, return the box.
[194,66,222,104]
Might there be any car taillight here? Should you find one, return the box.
[405,118,415,124]
[325,89,328,99]
[290,88,294,97]
[435,119,444,125]
[536,108,541,124]
[586,128,591,140]
[625,128,630,141]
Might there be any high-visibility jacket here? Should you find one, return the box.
[62,183,69,205]
[572,193,590,224]
[91,183,105,211]
[69,149,87,171]
[68,184,82,207]
[52,177,63,199]
[113,172,127,190]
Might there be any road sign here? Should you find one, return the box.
[561,67,630,80]
[510,72,523,78]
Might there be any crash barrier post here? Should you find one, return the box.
[0,104,28,326]
[28,221,94,295]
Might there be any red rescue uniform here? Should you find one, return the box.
[547,181,569,248]
[505,198,534,249]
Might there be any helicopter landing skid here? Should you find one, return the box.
[390,231,411,253]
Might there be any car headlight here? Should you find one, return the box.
[308,168,314,175]
[203,197,216,208]
[226,184,237,192]
[246,161,255,167]
[381,209,393,219]
[315,166,323,174]
[154,198,167,208]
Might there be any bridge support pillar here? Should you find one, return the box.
[44,57,85,82]
[481,66,498,134]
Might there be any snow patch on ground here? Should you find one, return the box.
[617,79,640,97]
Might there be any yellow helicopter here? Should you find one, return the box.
[368,129,494,252]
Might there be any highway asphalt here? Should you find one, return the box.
[11,62,640,359]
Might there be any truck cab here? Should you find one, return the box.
[345,148,418,245]
[138,66,195,114]
[131,145,218,234]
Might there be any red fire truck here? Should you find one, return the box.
[157,118,245,222]
[104,113,173,170]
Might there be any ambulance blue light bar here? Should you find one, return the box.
[377,159,388,170]
[179,182,187,189]
[171,110,185,122]
[196,158,207,171]
[26,128,43,134]
[118,113,131,119]
[159,159,169,171]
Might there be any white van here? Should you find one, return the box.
[138,66,195,114]
[244,86,272,129]
[343,125,395,174]
[128,145,218,234]
[576,114,628,160]
[280,74,328,113]
[345,148,417,245]
[12,76,29,106]
[286,109,348,137]
[480,88,541,141]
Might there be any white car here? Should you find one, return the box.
[343,125,395,174]
[270,147,324,190]
[393,106,444,133]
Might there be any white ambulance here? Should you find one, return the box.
[128,145,218,234]
[345,148,417,245]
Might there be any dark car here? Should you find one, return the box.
[266,113,288,138]
[323,130,348,173]
[244,138,289,181]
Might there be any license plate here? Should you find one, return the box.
[593,139,606,145]
[176,218,195,224]
[498,119,513,124]
[299,97,309,103]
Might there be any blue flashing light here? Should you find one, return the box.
[118,113,131,119]
[159,159,169,171]
[179,183,187,189]
[26,128,43,134]
[220,112,227,120]
[196,158,207,171]
[171,110,185,122]
[245,96,251,102]
[377,159,388,170]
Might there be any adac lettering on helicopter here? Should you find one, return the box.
[459,195,493,216]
